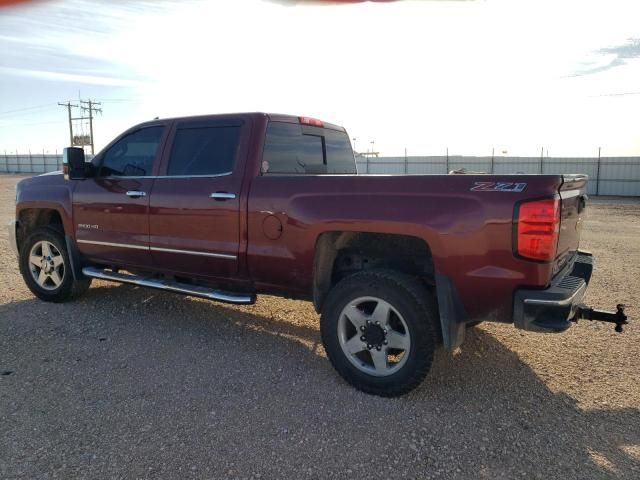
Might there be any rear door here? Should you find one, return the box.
[73,125,167,268]
[147,117,247,280]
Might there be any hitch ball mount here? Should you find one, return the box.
[572,304,629,333]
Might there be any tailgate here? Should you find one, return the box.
[555,174,588,275]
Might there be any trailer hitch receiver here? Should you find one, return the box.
[573,304,628,333]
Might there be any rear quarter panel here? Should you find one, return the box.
[247,174,563,322]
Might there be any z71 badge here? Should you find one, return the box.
[470,181,527,192]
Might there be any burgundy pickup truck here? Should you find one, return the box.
[9,112,627,396]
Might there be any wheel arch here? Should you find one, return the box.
[16,207,66,252]
[312,230,469,350]
[312,231,435,310]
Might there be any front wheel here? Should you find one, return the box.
[320,270,440,397]
[19,227,92,303]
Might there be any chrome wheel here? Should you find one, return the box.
[337,296,411,377]
[28,240,65,291]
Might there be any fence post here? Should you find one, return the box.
[595,147,601,196]
[491,148,494,173]
[404,148,408,174]
[29,149,33,173]
[540,147,544,174]
[445,148,449,173]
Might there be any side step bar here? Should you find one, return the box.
[82,267,256,305]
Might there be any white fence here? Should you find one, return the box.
[2,153,639,196]
[357,156,640,196]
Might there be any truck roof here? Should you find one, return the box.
[135,112,346,133]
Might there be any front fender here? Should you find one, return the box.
[16,173,75,238]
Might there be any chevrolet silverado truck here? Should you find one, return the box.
[8,112,628,396]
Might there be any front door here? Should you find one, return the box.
[73,125,167,269]
[148,118,245,280]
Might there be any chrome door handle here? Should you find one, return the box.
[126,191,146,198]
[209,192,236,200]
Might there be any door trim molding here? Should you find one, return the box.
[77,239,149,250]
[76,239,237,260]
[150,246,237,260]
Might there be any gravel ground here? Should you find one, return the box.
[1,174,639,479]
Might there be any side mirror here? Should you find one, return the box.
[63,147,86,180]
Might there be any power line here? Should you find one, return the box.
[593,91,640,97]
[0,120,62,128]
[96,98,139,103]
[0,103,57,117]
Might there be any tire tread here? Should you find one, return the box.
[320,269,439,397]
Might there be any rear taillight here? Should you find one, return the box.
[515,198,560,262]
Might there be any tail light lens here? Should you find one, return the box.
[515,198,560,261]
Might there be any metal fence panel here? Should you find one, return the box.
[493,157,542,174]
[597,158,640,196]
[355,156,640,196]
[447,156,492,173]
[408,157,447,175]
[0,153,86,174]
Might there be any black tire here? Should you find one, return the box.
[19,227,92,303]
[320,270,439,397]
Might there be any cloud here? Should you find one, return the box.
[600,37,640,59]
[572,38,640,76]
[0,66,145,87]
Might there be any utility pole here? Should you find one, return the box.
[58,101,78,147]
[59,99,102,154]
[80,99,102,154]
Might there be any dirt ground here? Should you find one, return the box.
[1,174,639,479]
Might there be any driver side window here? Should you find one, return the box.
[99,126,164,177]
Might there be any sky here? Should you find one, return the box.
[0,0,639,157]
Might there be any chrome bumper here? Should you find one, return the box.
[7,220,19,258]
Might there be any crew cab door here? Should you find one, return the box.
[73,124,168,268]
[147,117,247,280]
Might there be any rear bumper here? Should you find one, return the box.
[513,251,593,332]
[7,220,19,259]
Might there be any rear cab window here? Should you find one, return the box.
[262,121,356,175]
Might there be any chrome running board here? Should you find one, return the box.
[81,267,256,305]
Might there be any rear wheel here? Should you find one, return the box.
[320,270,439,397]
[19,227,91,303]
